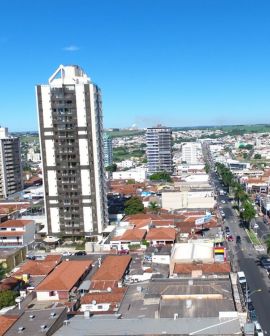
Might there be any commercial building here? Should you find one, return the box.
[103,133,113,167]
[182,142,201,164]
[36,65,108,236]
[146,126,173,174]
[0,127,23,199]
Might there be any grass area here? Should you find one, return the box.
[246,229,261,246]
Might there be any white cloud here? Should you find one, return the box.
[63,45,80,52]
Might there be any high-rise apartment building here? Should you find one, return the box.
[182,142,200,164]
[36,65,108,236]
[0,127,23,199]
[103,133,113,167]
[146,126,173,174]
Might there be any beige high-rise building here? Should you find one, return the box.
[0,127,23,199]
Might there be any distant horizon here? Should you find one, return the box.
[9,122,270,134]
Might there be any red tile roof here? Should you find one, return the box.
[14,259,60,277]
[90,280,119,290]
[0,231,24,237]
[36,260,92,291]
[92,256,131,282]
[146,228,176,241]
[0,219,33,228]
[81,287,126,305]
[0,277,23,291]
[112,229,146,242]
[0,315,18,336]
[173,262,231,274]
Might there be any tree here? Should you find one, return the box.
[204,163,210,174]
[148,201,160,214]
[0,290,17,309]
[241,201,256,229]
[105,163,117,172]
[124,197,144,215]
[149,171,172,182]
[254,154,262,160]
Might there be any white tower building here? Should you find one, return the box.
[36,65,108,237]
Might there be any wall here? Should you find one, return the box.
[162,191,215,210]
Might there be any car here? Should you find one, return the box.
[254,322,264,336]
[236,235,241,244]
[73,251,87,256]
[237,271,247,285]
[225,226,230,232]
[259,256,270,269]
[62,251,72,257]
[221,200,226,204]
[227,235,234,241]
[249,309,257,322]
[118,249,129,255]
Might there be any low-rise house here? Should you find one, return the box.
[146,228,176,246]
[0,277,24,292]
[80,287,126,313]
[173,262,231,277]
[0,219,35,247]
[91,256,132,290]
[35,260,92,301]
[110,229,147,250]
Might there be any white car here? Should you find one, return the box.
[221,200,226,204]
[254,322,264,336]
[62,251,72,257]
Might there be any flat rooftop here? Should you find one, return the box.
[54,315,241,335]
[119,278,235,319]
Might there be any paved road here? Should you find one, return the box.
[213,177,270,333]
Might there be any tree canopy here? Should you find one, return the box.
[149,171,172,182]
[124,196,144,215]
[105,163,117,172]
[0,290,17,309]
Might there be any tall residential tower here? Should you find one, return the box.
[146,126,173,174]
[103,133,113,167]
[0,127,23,199]
[36,65,108,237]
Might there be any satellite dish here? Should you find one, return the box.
[91,300,96,305]
[107,287,112,292]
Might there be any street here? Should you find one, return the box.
[213,175,270,334]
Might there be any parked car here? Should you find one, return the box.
[227,235,234,242]
[225,226,230,233]
[62,251,72,257]
[259,256,270,270]
[118,249,129,255]
[236,235,241,244]
[254,322,264,336]
[73,251,87,256]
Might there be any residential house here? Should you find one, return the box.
[0,219,35,247]
[110,229,147,250]
[91,256,132,290]
[146,228,176,246]
[35,260,92,301]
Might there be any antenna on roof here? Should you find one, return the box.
[107,287,112,292]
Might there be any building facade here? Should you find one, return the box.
[0,127,23,199]
[103,133,113,167]
[36,65,108,236]
[146,126,173,174]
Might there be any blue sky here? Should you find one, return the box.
[1,0,270,131]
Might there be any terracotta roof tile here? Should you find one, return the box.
[92,256,131,282]
[112,229,146,242]
[0,231,24,237]
[0,219,33,228]
[81,288,126,305]
[36,260,92,291]
[14,259,60,277]
[90,280,118,290]
[173,262,231,274]
[146,228,176,241]
[0,316,18,336]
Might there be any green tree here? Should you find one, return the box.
[105,163,117,172]
[254,154,262,160]
[241,201,256,229]
[245,144,253,150]
[148,201,160,214]
[149,171,172,182]
[124,197,144,215]
[204,163,210,174]
[0,290,17,309]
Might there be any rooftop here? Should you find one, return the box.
[36,260,92,291]
[146,228,176,241]
[173,262,231,274]
[91,256,132,282]
[0,219,33,228]
[111,229,146,242]
[0,315,18,336]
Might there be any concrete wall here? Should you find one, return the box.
[162,191,215,210]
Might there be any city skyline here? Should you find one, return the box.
[1,0,270,131]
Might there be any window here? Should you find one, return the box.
[97,305,103,310]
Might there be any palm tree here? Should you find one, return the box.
[148,201,160,214]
